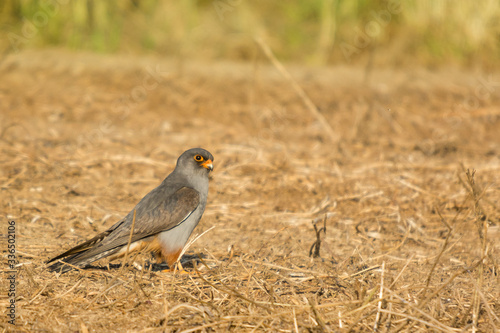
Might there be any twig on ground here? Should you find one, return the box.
[373,261,385,331]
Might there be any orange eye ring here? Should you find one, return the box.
[194,154,204,162]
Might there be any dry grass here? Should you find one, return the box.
[0,50,499,332]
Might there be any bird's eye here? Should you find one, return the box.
[194,154,204,162]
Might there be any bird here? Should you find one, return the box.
[47,148,214,273]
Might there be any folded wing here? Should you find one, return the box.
[47,186,200,272]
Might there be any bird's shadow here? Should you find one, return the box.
[82,253,207,272]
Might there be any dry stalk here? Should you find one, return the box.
[346,285,380,330]
[389,254,415,289]
[132,274,149,299]
[372,218,412,259]
[383,288,460,332]
[308,297,331,332]
[242,259,326,276]
[338,310,343,329]
[309,215,327,258]
[80,321,89,333]
[249,318,267,333]
[119,209,137,274]
[92,288,137,310]
[382,294,394,333]
[396,191,470,331]
[178,320,225,333]
[394,257,485,332]
[378,309,455,333]
[292,308,299,333]
[468,271,500,332]
[27,282,49,305]
[462,167,489,333]
[343,265,380,279]
[346,309,378,331]
[254,37,338,144]
[55,278,84,299]
[422,209,453,291]
[194,262,272,311]
[174,225,216,272]
[84,280,126,309]
[373,261,385,331]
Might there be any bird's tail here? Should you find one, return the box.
[46,254,84,273]
[46,228,118,273]
[47,247,121,273]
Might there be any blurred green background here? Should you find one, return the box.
[1,0,499,68]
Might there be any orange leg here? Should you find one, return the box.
[158,248,188,273]
[165,248,182,268]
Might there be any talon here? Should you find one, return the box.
[162,261,192,274]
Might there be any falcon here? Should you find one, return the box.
[47,148,214,273]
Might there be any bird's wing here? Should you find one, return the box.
[125,186,201,243]
[47,186,200,264]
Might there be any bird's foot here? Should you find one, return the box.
[161,262,195,275]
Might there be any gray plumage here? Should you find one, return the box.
[47,148,214,273]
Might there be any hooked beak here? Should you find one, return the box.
[201,159,213,171]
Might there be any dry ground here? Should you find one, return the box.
[0,50,499,332]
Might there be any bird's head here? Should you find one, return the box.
[175,148,214,178]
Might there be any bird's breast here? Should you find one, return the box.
[157,202,205,253]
